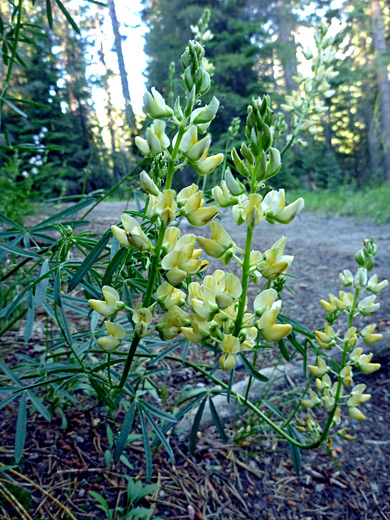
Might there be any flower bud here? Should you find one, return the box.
[140,171,160,196]
[143,87,173,119]
[224,167,246,196]
[354,267,367,288]
[191,96,220,124]
[98,321,126,352]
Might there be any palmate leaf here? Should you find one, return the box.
[143,409,174,462]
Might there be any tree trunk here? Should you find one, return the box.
[108,0,137,134]
[95,12,121,182]
[275,0,298,94]
[371,0,390,181]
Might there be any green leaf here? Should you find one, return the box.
[45,0,53,28]
[35,260,51,307]
[27,391,51,421]
[15,392,27,463]
[141,400,177,423]
[287,426,301,475]
[68,230,111,292]
[278,314,315,338]
[24,291,35,343]
[288,332,306,358]
[102,247,127,286]
[190,396,207,456]
[113,402,136,462]
[147,342,183,367]
[209,397,228,443]
[2,97,27,117]
[0,242,42,259]
[88,376,116,410]
[278,339,290,361]
[5,98,49,109]
[0,360,24,387]
[91,310,99,333]
[88,491,111,517]
[139,409,152,482]
[54,0,80,34]
[240,353,269,382]
[261,399,285,421]
[0,393,19,411]
[227,367,235,404]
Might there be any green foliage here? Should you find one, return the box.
[289,186,390,223]
[0,153,34,223]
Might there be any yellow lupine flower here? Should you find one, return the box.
[162,242,208,286]
[253,288,277,316]
[135,120,170,157]
[308,357,328,377]
[348,407,365,421]
[256,300,292,342]
[111,214,151,251]
[340,365,353,387]
[360,324,382,344]
[177,184,199,207]
[219,353,237,371]
[258,237,293,280]
[156,305,189,340]
[196,222,234,259]
[315,323,336,349]
[155,189,177,226]
[302,389,321,408]
[156,282,185,310]
[358,295,380,316]
[98,321,126,352]
[212,181,238,208]
[241,193,263,229]
[181,189,218,227]
[162,227,181,252]
[367,274,388,295]
[349,348,381,374]
[89,285,122,317]
[181,314,212,343]
[193,152,224,176]
[132,305,153,336]
[344,327,358,348]
[261,189,304,224]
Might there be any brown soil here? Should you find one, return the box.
[1,203,389,519]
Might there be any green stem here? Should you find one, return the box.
[280,48,323,158]
[234,226,253,336]
[311,288,360,445]
[118,120,187,389]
